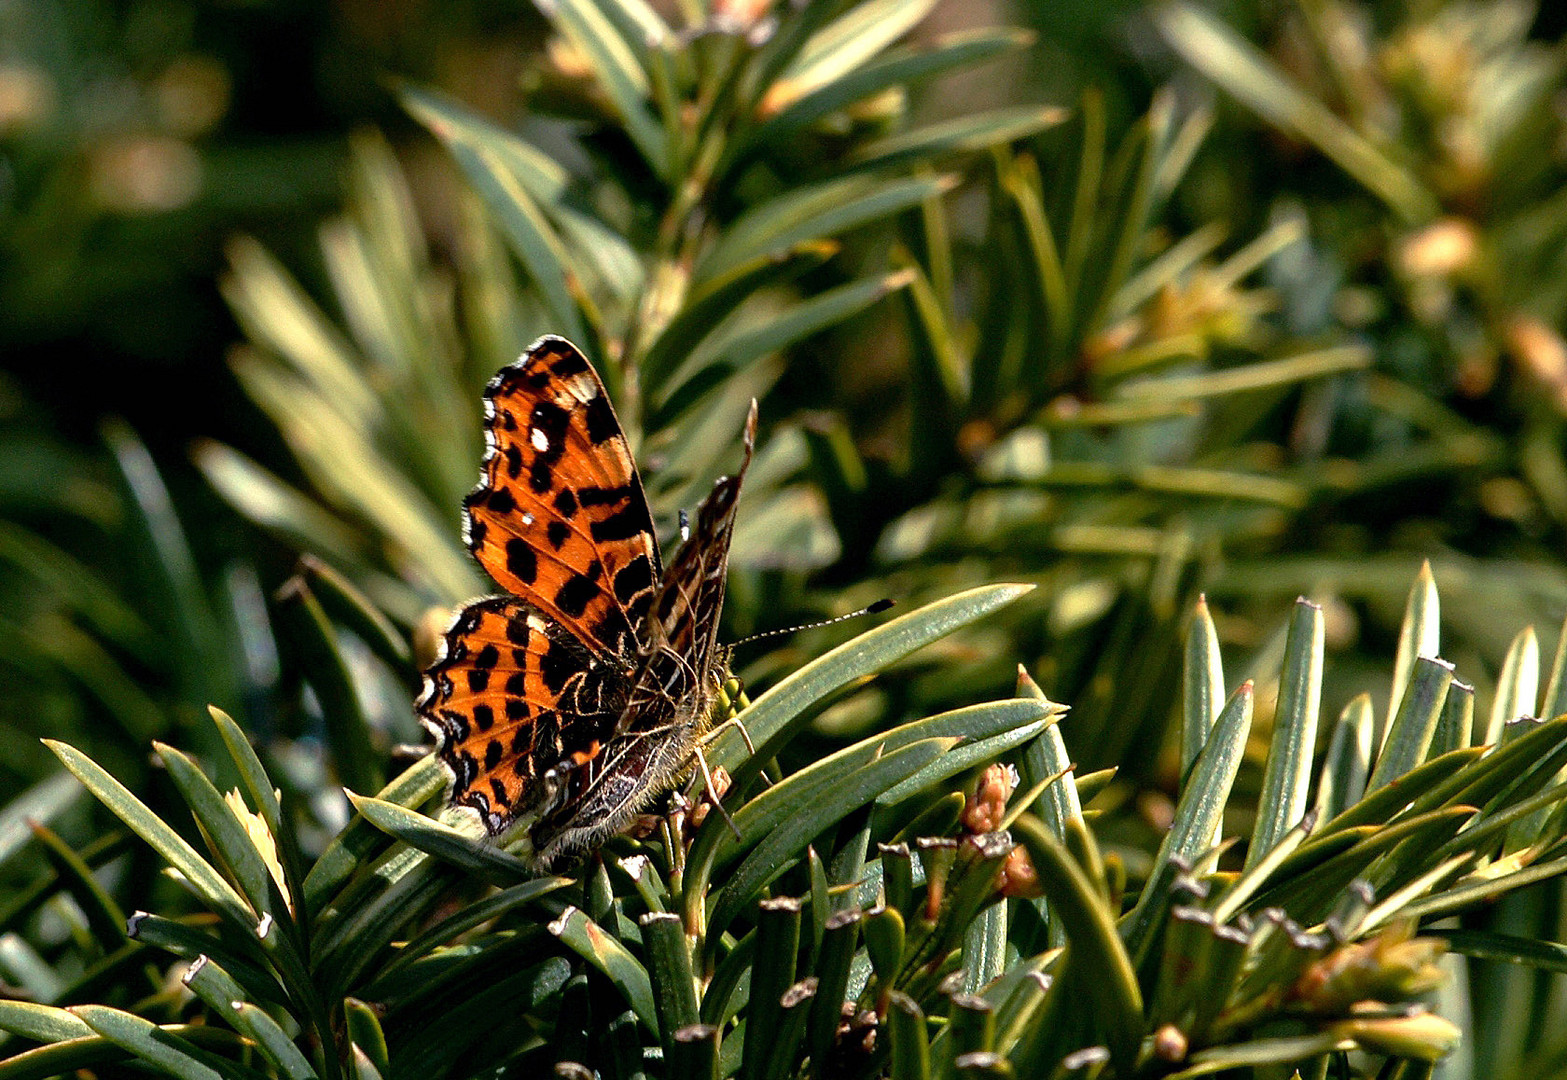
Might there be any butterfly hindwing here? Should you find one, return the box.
[464,336,660,660]
[418,596,631,833]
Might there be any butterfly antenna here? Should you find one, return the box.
[733,599,895,648]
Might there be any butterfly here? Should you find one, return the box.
[417,335,754,867]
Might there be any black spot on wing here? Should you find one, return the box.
[506,540,538,584]
[506,614,532,646]
[540,642,575,694]
[530,460,553,494]
[584,394,619,444]
[613,555,654,603]
[591,503,649,542]
[548,346,590,378]
[556,573,600,617]
[578,484,633,508]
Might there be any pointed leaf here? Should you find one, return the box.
[344,792,534,883]
[549,906,658,1035]
[302,753,446,914]
[1181,596,1224,777]
[706,584,1035,775]
[653,271,915,414]
[0,1000,93,1043]
[706,738,955,940]
[692,698,1056,906]
[1012,814,1142,1073]
[766,0,940,110]
[1246,599,1324,867]
[193,442,368,568]
[1368,657,1454,790]
[848,107,1067,173]
[1115,346,1371,402]
[1483,626,1540,745]
[1314,694,1373,820]
[739,27,1033,164]
[69,1005,226,1080]
[0,774,81,870]
[540,0,669,176]
[1429,928,1567,974]
[696,174,955,286]
[44,742,253,928]
[875,715,1055,807]
[156,743,286,929]
[1123,681,1253,958]
[412,121,588,344]
[639,241,837,390]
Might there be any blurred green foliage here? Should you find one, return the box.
[6,0,1567,1076]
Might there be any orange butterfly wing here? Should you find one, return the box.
[463,336,660,660]
[527,404,756,861]
[418,596,629,833]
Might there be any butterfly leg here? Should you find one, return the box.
[698,699,777,783]
[696,712,756,756]
[690,743,742,840]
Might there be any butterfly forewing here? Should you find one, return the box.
[464,337,660,659]
[627,402,757,721]
[419,596,629,833]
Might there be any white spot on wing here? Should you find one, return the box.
[522,512,535,526]
[531,428,550,452]
[566,374,598,401]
